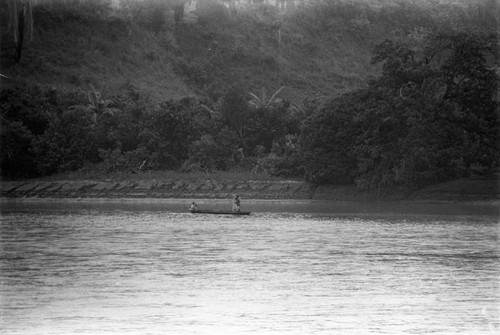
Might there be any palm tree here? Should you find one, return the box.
[248,86,285,109]
[68,85,115,124]
[7,0,34,63]
[88,84,115,118]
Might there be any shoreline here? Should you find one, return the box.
[2,197,498,217]
[1,196,499,205]
[1,174,498,203]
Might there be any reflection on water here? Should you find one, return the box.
[0,204,499,334]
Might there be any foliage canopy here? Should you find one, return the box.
[0,0,498,193]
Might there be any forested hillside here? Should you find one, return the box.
[1,0,498,194]
[1,0,386,101]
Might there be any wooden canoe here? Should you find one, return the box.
[190,209,251,215]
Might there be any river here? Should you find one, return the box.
[0,200,498,334]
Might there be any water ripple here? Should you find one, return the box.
[0,210,498,334]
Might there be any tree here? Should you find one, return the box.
[0,86,65,178]
[219,87,250,156]
[7,0,34,63]
[0,117,35,178]
[67,85,117,125]
[32,108,97,175]
[173,0,186,24]
[431,31,499,173]
[300,29,499,191]
[183,134,232,171]
[248,86,284,109]
[300,92,362,183]
[140,98,203,167]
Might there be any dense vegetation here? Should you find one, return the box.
[302,30,499,191]
[1,0,498,193]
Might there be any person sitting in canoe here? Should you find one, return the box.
[190,202,198,212]
[232,194,241,212]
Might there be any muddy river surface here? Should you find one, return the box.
[0,200,498,334]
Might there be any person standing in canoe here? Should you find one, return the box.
[232,194,241,212]
[190,202,198,212]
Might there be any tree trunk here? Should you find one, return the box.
[174,2,185,24]
[14,7,25,63]
[236,126,247,157]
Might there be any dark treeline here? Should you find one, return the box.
[302,30,499,191]
[0,84,302,178]
[1,0,498,193]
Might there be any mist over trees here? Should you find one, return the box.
[0,0,498,192]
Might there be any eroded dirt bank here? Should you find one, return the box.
[0,180,316,200]
[1,174,498,202]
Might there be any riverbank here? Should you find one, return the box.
[1,173,498,202]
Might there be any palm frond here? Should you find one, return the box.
[267,86,285,105]
[200,104,217,118]
[248,92,261,102]
[249,86,286,109]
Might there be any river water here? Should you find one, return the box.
[0,200,499,335]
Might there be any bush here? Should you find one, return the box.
[300,93,360,183]
[299,29,498,190]
[255,135,304,177]
[0,117,36,178]
[0,86,87,178]
[141,98,209,164]
[31,108,97,175]
[182,134,231,172]
[97,146,150,173]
